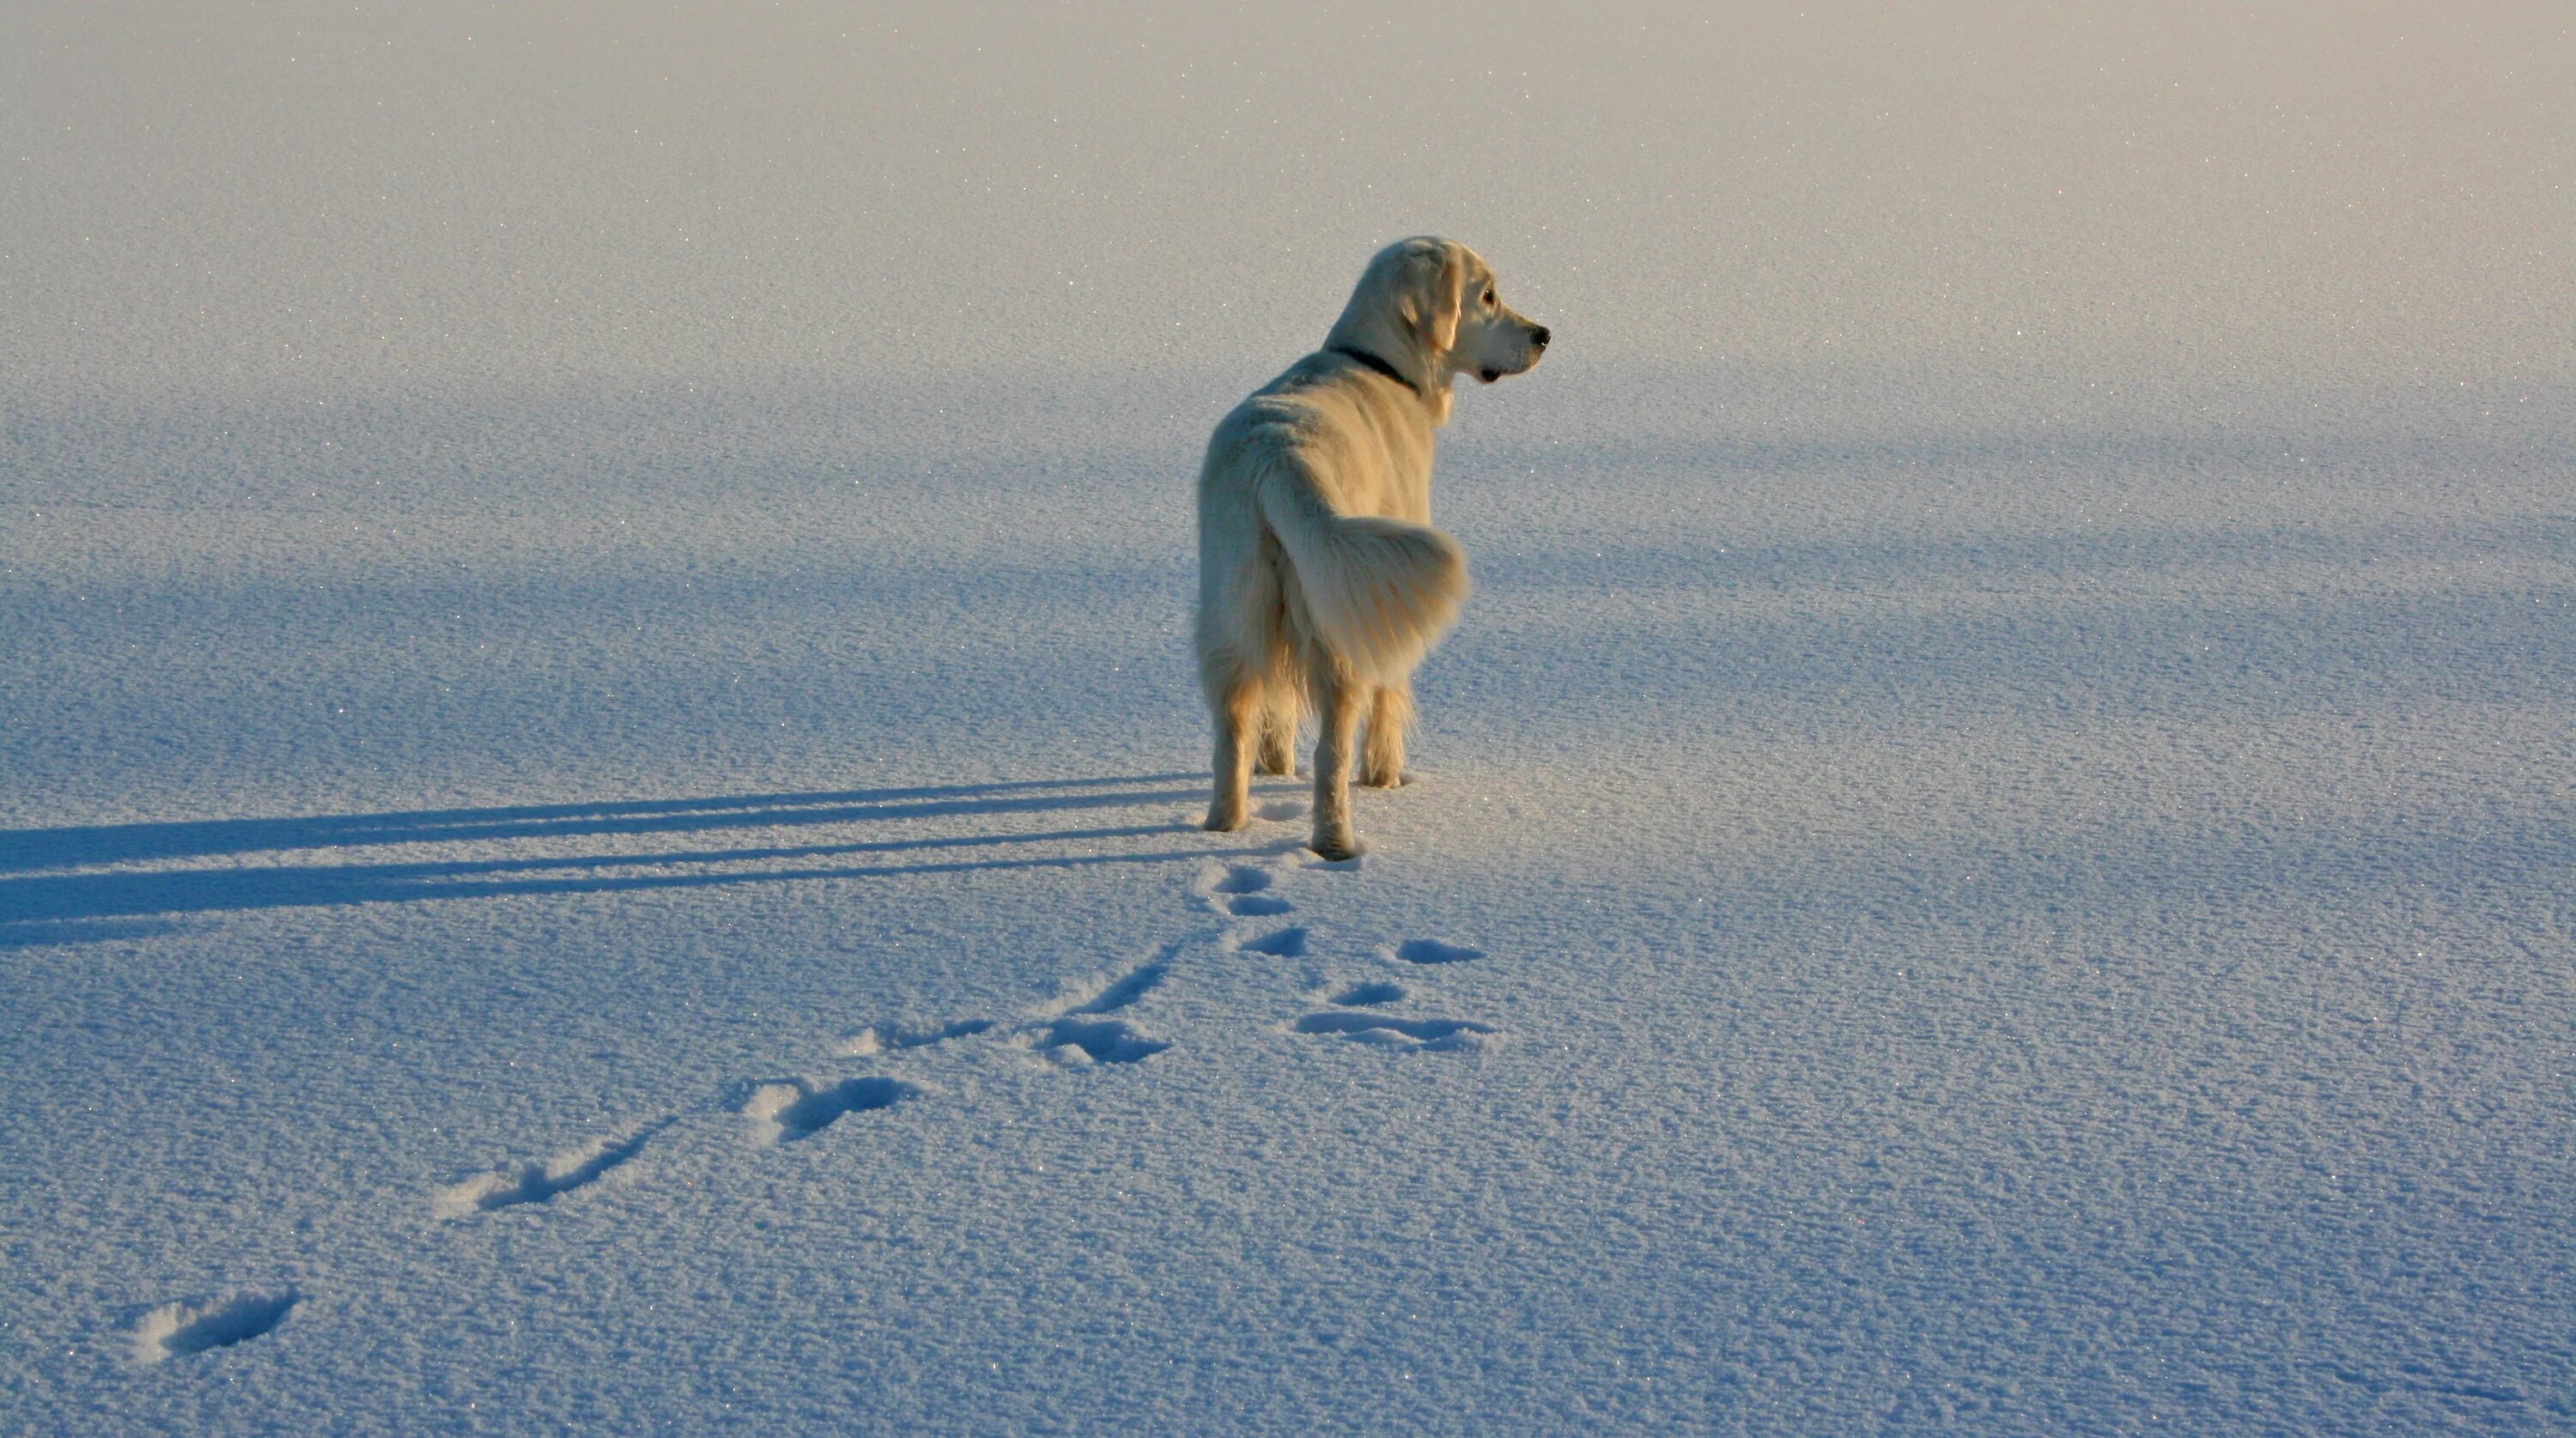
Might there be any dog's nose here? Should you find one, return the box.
[1532,326,1552,348]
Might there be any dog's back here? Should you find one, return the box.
[1194,354,1467,701]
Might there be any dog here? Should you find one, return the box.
[1194,236,1551,859]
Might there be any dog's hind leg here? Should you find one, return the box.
[1203,670,1261,833]
[1307,665,1366,860]
[1361,680,1413,788]
[1254,688,1300,777]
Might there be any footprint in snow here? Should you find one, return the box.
[742,1076,920,1144]
[1293,1011,1495,1051]
[1328,980,1406,1006]
[1293,980,1495,1053]
[1031,1016,1170,1067]
[1388,937,1483,966]
[834,1017,993,1058]
[1201,861,1296,917]
[435,1120,670,1219]
[1218,868,1293,916]
[132,1289,299,1363]
[1236,926,1308,958]
[1073,960,1169,1015]
[1021,958,1173,1068]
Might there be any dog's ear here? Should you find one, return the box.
[1400,245,1465,355]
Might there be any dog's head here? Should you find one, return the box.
[1329,236,1551,414]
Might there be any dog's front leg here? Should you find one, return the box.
[1308,671,1365,859]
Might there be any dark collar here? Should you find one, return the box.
[1329,344,1421,397]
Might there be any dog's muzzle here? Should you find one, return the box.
[1479,325,1552,383]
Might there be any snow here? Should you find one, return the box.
[4,1,2571,1432]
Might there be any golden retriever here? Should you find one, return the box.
[1195,236,1551,859]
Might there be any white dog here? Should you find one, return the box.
[1195,236,1551,859]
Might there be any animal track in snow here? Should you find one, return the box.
[1203,862,1295,916]
[744,1076,919,1144]
[1389,938,1483,965]
[834,1017,993,1058]
[133,1289,299,1363]
[1074,961,1168,1015]
[1329,981,1406,1007]
[1253,799,1305,821]
[1292,1011,1496,1053]
[1021,957,1173,1066]
[435,1122,668,1219]
[1020,958,1180,1071]
[1237,926,1308,958]
[1032,1016,1170,1066]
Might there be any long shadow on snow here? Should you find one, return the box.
[0,774,1270,942]
[0,773,1202,873]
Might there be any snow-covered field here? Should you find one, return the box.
[5,3,2569,1432]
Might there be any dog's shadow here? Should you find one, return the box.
[0,773,1286,946]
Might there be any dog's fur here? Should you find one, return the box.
[1195,236,1550,859]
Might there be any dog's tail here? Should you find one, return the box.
[1258,467,1470,685]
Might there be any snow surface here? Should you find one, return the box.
[4,2,2572,1432]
